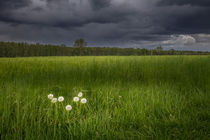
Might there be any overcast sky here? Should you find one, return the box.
[0,0,210,51]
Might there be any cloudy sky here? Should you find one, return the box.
[0,0,210,51]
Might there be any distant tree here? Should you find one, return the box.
[156,46,163,51]
[60,44,66,47]
[154,46,163,54]
[169,49,175,55]
[73,38,87,48]
[142,48,149,55]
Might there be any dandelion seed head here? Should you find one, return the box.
[58,96,64,102]
[66,105,72,111]
[51,98,57,103]
[78,92,83,97]
[81,98,87,104]
[48,94,53,99]
[73,97,79,102]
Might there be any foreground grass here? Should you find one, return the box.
[0,56,210,139]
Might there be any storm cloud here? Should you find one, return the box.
[158,0,210,7]
[0,0,210,51]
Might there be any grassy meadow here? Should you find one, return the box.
[0,56,210,139]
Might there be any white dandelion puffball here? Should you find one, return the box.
[48,94,53,99]
[66,105,72,111]
[78,92,83,97]
[51,98,57,103]
[73,97,79,102]
[58,96,64,102]
[81,98,87,104]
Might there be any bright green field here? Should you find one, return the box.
[0,56,210,140]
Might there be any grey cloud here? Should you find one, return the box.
[0,0,134,28]
[89,0,111,10]
[0,0,30,9]
[158,0,210,7]
[162,35,196,45]
[0,0,31,24]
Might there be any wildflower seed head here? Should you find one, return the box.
[66,105,72,111]
[51,98,57,103]
[81,98,87,104]
[48,94,53,99]
[58,96,64,102]
[78,92,83,97]
[73,97,79,102]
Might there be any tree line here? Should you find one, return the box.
[0,41,209,57]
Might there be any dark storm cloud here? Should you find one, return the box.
[0,0,32,25]
[0,0,135,28]
[89,0,111,10]
[158,0,210,7]
[0,0,210,51]
[173,8,210,33]
[0,0,30,9]
[154,0,210,35]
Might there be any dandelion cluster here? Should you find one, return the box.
[73,92,87,104]
[47,91,87,111]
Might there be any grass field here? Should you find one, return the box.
[0,56,210,139]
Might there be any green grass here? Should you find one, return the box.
[0,56,210,140]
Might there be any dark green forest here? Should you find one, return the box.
[0,41,209,57]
